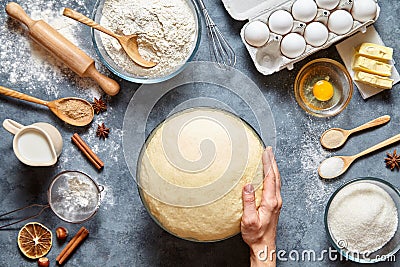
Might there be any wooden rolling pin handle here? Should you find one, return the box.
[5,2,36,28]
[84,63,120,96]
[0,85,48,106]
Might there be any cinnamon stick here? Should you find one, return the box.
[56,227,89,265]
[71,133,104,169]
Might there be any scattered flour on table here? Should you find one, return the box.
[0,0,105,98]
[100,0,196,77]
[298,117,334,213]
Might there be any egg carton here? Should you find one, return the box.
[221,0,380,75]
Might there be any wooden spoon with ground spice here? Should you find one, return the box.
[320,115,390,149]
[0,86,94,126]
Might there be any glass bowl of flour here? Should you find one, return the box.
[325,178,400,263]
[91,0,201,83]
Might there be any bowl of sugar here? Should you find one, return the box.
[325,178,400,263]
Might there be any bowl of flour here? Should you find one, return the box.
[325,178,400,263]
[91,0,201,83]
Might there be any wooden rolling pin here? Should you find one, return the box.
[5,2,120,96]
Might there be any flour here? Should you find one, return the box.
[296,117,333,212]
[61,176,99,209]
[100,0,196,77]
[328,182,398,254]
[0,0,104,98]
[52,175,100,222]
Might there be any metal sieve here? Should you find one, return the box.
[0,171,103,229]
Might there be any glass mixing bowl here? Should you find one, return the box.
[294,58,353,117]
[91,0,201,83]
[137,107,265,242]
[324,178,400,263]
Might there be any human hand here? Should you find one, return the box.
[241,147,282,267]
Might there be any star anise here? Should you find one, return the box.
[96,123,110,139]
[92,97,107,114]
[385,149,400,170]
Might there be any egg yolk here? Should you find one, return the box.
[312,80,334,101]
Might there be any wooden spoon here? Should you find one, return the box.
[320,115,391,149]
[318,133,400,179]
[0,86,94,126]
[63,8,157,68]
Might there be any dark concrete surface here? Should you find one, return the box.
[0,0,399,266]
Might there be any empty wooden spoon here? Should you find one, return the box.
[320,115,390,149]
[0,86,94,126]
[63,8,157,68]
[318,133,400,179]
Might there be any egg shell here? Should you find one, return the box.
[304,22,329,47]
[292,0,318,22]
[244,21,270,47]
[280,33,306,58]
[328,10,353,35]
[268,10,293,35]
[351,0,377,22]
[316,0,339,10]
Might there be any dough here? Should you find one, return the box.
[139,108,264,241]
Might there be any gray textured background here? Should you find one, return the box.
[0,0,399,266]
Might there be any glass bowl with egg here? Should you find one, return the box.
[324,178,400,263]
[91,0,201,83]
[294,58,353,117]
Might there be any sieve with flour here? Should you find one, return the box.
[0,171,103,229]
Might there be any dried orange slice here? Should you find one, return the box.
[17,222,52,259]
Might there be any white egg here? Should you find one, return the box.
[268,10,293,35]
[292,0,318,22]
[244,21,270,47]
[316,0,339,10]
[280,33,306,58]
[351,0,377,22]
[328,10,353,35]
[304,22,329,47]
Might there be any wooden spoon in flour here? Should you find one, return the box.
[320,115,391,149]
[0,86,94,126]
[63,8,157,68]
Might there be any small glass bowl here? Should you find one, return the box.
[91,0,201,84]
[294,58,353,117]
[324,178,400,263]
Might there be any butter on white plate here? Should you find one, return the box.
[336,26,399,99]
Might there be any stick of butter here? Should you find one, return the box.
[354,71,394,89]
[356,43,393,61]
[353,55,392,77]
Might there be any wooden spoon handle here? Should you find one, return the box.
[5,2,36,28]
[354,133,400,159]
[0,86,48,106]
[63,8,118,38]
[349,115,391,134]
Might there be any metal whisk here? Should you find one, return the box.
[197,0,236,67]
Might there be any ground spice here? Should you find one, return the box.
[321,129,344,148]
[56,99,92,122]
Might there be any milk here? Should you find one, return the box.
[17,131,54,163]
